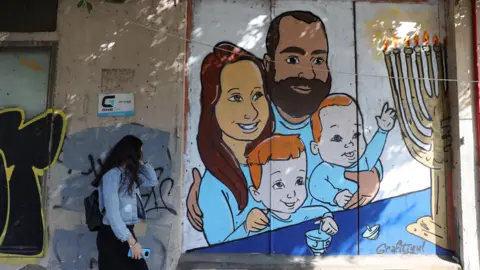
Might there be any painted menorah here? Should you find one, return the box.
[382,32,451,250]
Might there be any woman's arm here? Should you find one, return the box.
[138,162,159,188]
[102,169,133,242]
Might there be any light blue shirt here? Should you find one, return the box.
[198,165,263,245]
[99,163,158,241]
[309,129,388,210]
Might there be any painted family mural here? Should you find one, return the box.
[184,8,453,256]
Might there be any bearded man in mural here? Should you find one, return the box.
[186,11,383,238]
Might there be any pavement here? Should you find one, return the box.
[177,253,462,270]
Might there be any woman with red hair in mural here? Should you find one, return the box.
[189,42,275,244]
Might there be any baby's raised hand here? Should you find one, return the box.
[244,208,269,233]
[334,189,353,208]
[376,102,396,131]
[315,217,338,235]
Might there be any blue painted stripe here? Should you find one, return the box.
[98,111,134,117]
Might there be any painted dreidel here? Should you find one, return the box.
[362,224,380,240]
[305,228,332,256]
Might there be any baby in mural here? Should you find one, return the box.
[238,134,338,240]
[308,94,396,210]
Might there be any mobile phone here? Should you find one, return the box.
[128,248,151,259]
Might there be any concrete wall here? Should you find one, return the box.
[0,0,186,269]
[447,0,480,268]
[183,0,457,257]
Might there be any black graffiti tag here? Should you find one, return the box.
[87,154,177,216]
[0,108,66,255]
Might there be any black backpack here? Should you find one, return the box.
[84,154,106,232]
[84,189,105,232]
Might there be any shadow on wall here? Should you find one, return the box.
[56,123,172,213]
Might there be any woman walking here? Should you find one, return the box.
[96,135,158,270]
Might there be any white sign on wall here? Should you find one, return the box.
[98,93,134,117]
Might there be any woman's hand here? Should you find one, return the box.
[130,242,144,260]
[244,208,269,233]
[128,237,144,260]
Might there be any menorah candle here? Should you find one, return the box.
[413,34,427,95]
[383,40,406,138]
[422,32,436,97]
[433,35,445,96]
[404,38,413,56]
[383,41,399,101]
[404,37,430,126]
[414,34,422,60]
[392,42,405,91]
[393,39,428,142]
[383,40,395,84]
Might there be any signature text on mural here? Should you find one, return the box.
[376,240,426,254]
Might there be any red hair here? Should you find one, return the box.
[311,94,354,143]
[197,42,274,211]
[246,135,305,190]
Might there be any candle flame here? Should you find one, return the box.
[404,36,410,47]
[382,39,388,51]
[414,34,419,46]
[433,35,439,46]
[423,31,429,45]
[393,37,399,48]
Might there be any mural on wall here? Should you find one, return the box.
[184,2,453,257]
[0,108,67,256]
[382,33,451,250]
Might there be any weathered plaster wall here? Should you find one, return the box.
[446,0,480,268]
[1,0,186,269]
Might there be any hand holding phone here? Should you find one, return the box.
[128,248,151,259]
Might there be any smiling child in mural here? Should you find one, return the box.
[186,11,385,244]
[243,135,338,242]
[308,94,396,211]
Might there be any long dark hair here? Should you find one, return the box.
[94,135,144,195]
[197,42,275,211]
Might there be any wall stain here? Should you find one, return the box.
[19,59,45,72]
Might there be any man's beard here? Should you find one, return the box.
[266,69,332,119]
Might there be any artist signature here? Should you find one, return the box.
[376,240,426,254]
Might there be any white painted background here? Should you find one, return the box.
[184,0,444,251]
